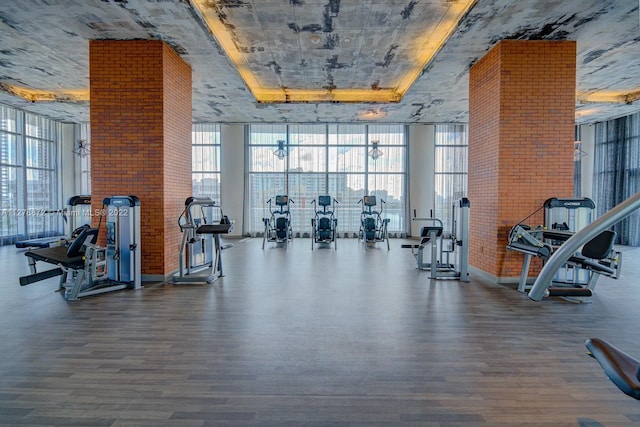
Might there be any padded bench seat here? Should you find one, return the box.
[568,255,615,275]
[195,223,232,235]
[24,246,85,269]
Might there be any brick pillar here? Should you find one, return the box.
[468,40,576,281]
[90,40,192,279]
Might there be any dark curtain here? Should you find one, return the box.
[593,113,640,246]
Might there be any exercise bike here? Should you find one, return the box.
[311,195,338,250]
[357,195,390,250]
[262,195,294,248]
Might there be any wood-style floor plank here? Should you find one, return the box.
[1,239,639,426]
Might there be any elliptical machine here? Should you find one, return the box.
[357,195,390,250]
[262,195,294,248]
[311,195,338,250]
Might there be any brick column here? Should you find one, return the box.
[468,40,576,281]
[90,40,192,279]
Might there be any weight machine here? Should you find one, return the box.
[507,198,621,300]
[311,195,338,250]
[262,195,294,248]
[19,195,142,301]
[527,191,640,302]
[357,195,390,249]
[173,196,232,284]
[402,198,470,281]
[507,224,621,299]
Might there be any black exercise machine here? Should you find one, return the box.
[585,338,640,400]
[311,195,338,250]
[262,195,294,248]
[357,195,390,250]
[19,195,142,301]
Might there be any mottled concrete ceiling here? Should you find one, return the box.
[0,0,638,124]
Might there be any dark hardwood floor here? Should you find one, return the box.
[1,238,639,426]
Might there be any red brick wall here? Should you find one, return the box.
[89,40,192,277]
[468,40,576,280]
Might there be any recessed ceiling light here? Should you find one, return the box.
[310,35,321,44]
[358,109,386,120]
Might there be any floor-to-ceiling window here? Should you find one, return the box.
[434,124,468,232]
[0,105,22,244]
[192,123,221,201]
[0,104,61,245]
[247,124,407,236]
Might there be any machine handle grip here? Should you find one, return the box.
[334,199,340,204]
[357,198,363,204]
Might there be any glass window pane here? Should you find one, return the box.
[367,174,405,232]
[247,172,286,231]
[289,146,326,172]
[287,173,326,233]
[192,124,220,199]
[435,124,467,145]
[250,146,287,172]
[328,124,366,145]
[434,124,468,232]
[435,146,467,173]
[368,124,405,145]
[1,133,17,165]
[0,166,19,243]
[192,145,219,172]
[329,173,365,234]
[250,124,287,145]
[192,172,221,200]
[289,124,325,145]
[0,105,19,132]
[367,146,405,172]
[329,146,365,173]
[193,124,220,145]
